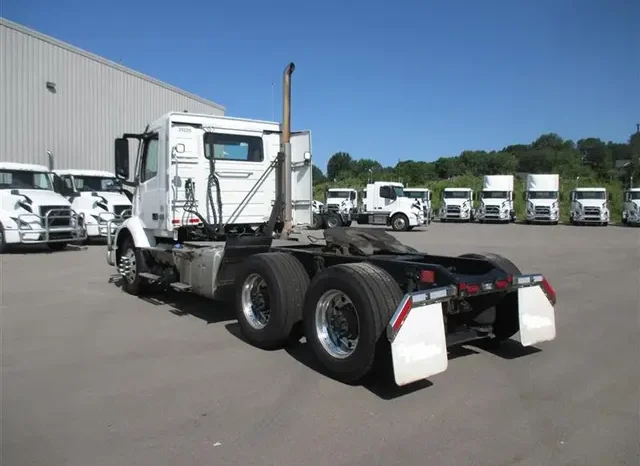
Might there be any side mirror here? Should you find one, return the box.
[114,138,130,180]
[52,175,71,195]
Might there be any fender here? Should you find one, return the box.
[388,208,420,226]
[0,210,18,230]
[114,216,156,249]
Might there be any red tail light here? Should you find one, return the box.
[172,218,201,225]
[419,270,435,284]
[392,297,413,333]
[458,282,480,295]
[495,275,513,289]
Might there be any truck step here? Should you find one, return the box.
[169,282,192,292]
[139,272,162,281]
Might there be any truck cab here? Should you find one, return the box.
[107,111,312,265]
[0,162,86,252]
[569,187,609,226]
[404,188,434,222]
[476,175,514,223]
[356,181,424,231]
[524,174,560,225]
[326,188,358,214]
[622,188,640,226]
[54,169,132,241]
[439,187,475,222]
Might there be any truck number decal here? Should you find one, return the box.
[177,127,191,133]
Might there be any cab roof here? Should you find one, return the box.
[0,162,50,172]
[54,169,115,178]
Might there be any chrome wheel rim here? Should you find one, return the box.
[315,289,359,359]
[327,217,338,228]
[393,216,406,230]
[241,273,270,330]
[121,248,137,284]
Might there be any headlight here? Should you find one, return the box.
[18,219,33,230]
[552,201,558,210]
[527,201,534,212]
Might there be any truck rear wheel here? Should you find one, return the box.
[302,262,403,384]
[325,213,342,229]
[459,252,521,342]
[236,252,309,350]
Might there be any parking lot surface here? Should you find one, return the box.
[2,223,639,466]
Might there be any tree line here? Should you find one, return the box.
[313,131,640,190]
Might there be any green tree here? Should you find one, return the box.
[326,152,353,181]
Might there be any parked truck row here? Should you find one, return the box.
[314,173,638,229]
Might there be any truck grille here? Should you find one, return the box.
[113,205,131,217]
[39,205,72,227]
[446,205,460,218]
[485,205,500,215]
[583,207,600,216]
[535,206,550,215]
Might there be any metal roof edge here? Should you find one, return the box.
[0,17,226,112]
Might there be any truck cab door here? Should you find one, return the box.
[290,131,312,226]
[136,130,164,230]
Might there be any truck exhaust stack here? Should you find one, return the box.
[280,62,295,239]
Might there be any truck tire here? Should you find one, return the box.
[302,262,403,384]
[325,213,342,229]
[459,252,521,342]
[119,236,150,296]
[47,242,68,252]
[0,223,7,254]
[236,252,309,350]
[310,213,324,230]
[343,220,353,227]
[390,213,410,231]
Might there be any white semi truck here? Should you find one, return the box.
[439,187,475,222]
[477,175,515,223]
[622,187,640,226]
[355,181,425,231]
[569,187,609,226]
[53,169,133,241]
[524,174,560,225]
[404,188,434,223]
[0,161,86,253]
[105,62,557,387]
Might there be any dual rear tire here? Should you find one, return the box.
[235,253,403,384]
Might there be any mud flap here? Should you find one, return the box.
[390,301,448,387]
[515,285,556,346]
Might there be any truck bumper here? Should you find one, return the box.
[4,211,87,245]
[386,275,556,387]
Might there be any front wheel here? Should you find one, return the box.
[310,213,324,230]
[119,237,150,296]
[325,213,342,229]
[302,262,403,384]
[390,213,410,231]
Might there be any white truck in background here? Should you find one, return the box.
[622,185,640,226]
[54,169,133,241]
[404,188,434,223]
[524,174,560,225]
[356,181,424,231]
[477,175,515,223]
[439,187,475,222]
[569,187,609,226]
[0,161,86,253]
[326,188,358,214]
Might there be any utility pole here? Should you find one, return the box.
[636,123,639,133]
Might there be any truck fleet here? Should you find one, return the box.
[98,62,558,387]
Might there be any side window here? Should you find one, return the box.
[140,134,159,182]
[379,186,391,198]
[62,176,74,191]
[203,132,264,162]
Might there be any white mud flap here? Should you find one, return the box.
[516,284,556,346]
[387,286,455,387]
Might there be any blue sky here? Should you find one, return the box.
[4,0,639,172]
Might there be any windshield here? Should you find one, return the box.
[0,169,52,190]
[404,190,427,200]
[528,191,558,200]
[327,191,351,199]
[443,190,470,199]
[627,191,640,200]
[574,191,605,200]
[392,186,404,197]
[482,191,508,199]
[73,176,121,192]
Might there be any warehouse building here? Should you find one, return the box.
[0,17,225,172]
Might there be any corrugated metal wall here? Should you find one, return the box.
[0,19,224,172]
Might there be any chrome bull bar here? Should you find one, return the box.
[106,209,132,250]
[97,209,132,237]
[17,209,87,243]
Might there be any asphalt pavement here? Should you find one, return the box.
[1,222,639,466]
